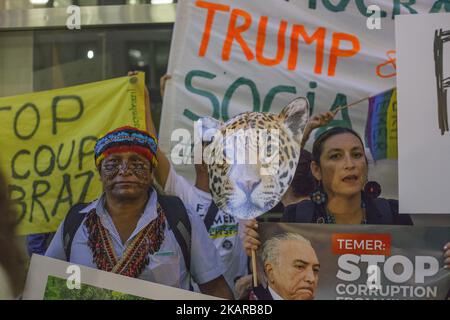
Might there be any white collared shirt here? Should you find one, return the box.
[45,188,225,290]
[268,286,284,300]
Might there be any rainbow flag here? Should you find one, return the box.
[365,88,397,161]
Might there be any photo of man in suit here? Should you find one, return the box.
[261,233,320,300]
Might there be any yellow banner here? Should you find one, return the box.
[0,73,146,235]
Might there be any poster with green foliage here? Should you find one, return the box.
[44,276,150,300]
[22,255,221,300]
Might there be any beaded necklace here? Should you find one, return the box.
[85,203,166,278]
[320,201,367,225]
[324,209,367,224]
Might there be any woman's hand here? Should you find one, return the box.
[243,219,261,257]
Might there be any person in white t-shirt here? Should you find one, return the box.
[162,157,249,297]
[135,72,249,297]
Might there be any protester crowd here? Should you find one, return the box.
[0,74,449,301]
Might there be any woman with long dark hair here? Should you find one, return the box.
[283,126,413,224]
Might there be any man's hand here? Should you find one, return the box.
[243,219,261,257]
[306,111,336,132]
[301,111,336,149]
[160,74,171,99]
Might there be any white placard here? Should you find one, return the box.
[396,13,450,214]
[22,254,222,300]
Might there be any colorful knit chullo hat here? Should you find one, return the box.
[94,126,158,168]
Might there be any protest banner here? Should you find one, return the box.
[22,254,221,300]
[257,223,450,300]
[396,13,450,214]
[0,73,147,235]
[161,0,449,199]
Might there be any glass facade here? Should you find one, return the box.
[0,0,178,10]
[0,3,174,131]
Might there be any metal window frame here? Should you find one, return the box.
[0,4,176,30]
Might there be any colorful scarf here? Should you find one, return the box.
[85,203,166,278]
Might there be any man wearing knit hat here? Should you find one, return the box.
[45,126,233,299]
